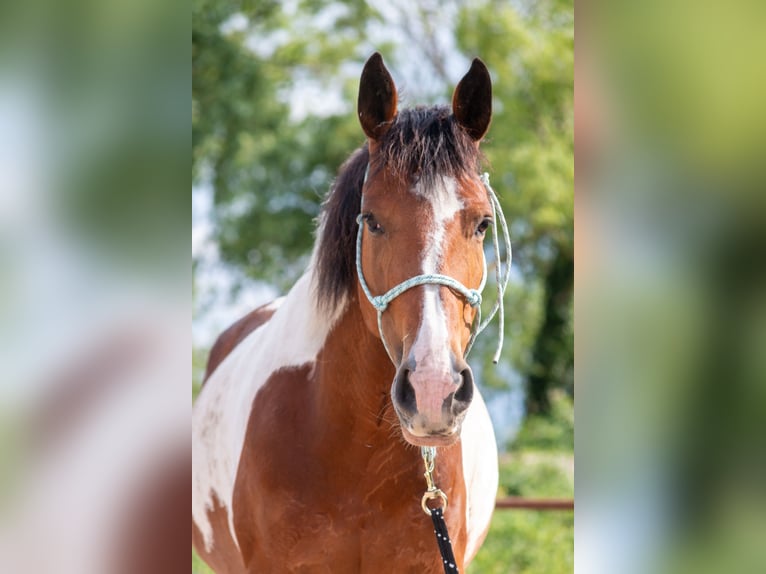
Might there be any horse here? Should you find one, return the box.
[193,52,504,573]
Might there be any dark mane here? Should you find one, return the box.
[314,144,369,311]
[314,105,482,310]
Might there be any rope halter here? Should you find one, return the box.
[355,172,512,364]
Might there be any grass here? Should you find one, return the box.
[193,550,213,574]
[470,510,573,574]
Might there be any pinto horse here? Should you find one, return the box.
[193,53,502,573]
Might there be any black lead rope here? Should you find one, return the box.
[430,507,459,573]
[420,447,459,573]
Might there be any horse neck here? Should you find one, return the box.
[305,288,464,506]
[312,294,400,446]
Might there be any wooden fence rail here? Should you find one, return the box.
[495,498,574,510]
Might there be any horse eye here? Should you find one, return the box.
[476,218,492,236]
[363,213,384,235]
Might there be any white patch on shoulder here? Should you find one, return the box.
[460,386,499,562]
[410,176,462,374]
[191,271,345,552]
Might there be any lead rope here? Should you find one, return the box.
[421,447,459,573]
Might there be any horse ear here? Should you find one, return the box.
[452,58,492,142]
[358,52,398,141]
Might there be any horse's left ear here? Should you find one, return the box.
[452,58,492,142]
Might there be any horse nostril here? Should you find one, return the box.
[454,367,474,405]
[393,367,417,415]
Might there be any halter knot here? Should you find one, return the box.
[465,290,482,308]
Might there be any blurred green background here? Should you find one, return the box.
[193,0,572,571]
[2,0,762,570]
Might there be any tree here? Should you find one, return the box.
[193,0,380,288]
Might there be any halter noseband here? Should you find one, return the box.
[355,172,512,364]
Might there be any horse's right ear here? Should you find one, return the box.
[358,52,397,141]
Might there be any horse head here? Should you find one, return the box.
[355,53,493,447]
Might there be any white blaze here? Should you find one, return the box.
[410,177,499,560]
[409,177,462,386]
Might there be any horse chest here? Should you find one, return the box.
[234,393,468,572]
[240,488,464,573]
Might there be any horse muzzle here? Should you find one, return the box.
[391,359,474,447]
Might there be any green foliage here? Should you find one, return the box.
[512,390,575,453]
[471,510,574,574]
[193,0,380,288]
[457,0,574,263]
[498,455,573,499]
[192,549,213,574]
[192,347,208,401]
